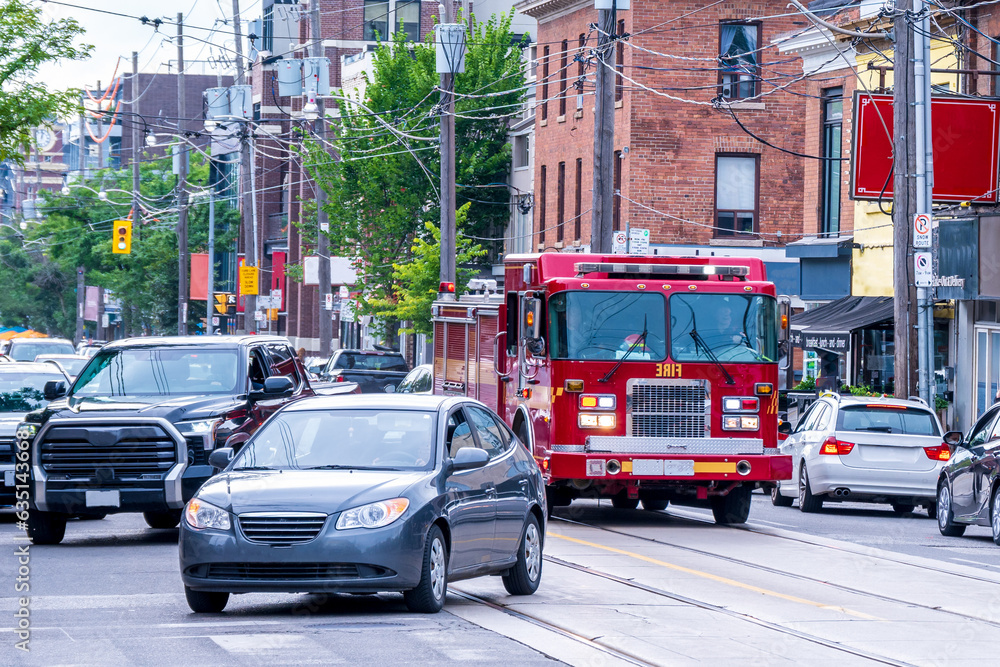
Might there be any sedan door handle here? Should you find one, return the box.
[485,486,497,497]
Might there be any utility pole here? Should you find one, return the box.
[892,0,918,399]
[207,178,216,335]
[232,0,256,330]
[131,51,141,339]
[590,0,617,253]
[96,81,104,170]
[75,267,85,344]
[439,0,457,296]
[177,13,190,335]
[78,92,85,178]
[312,1,332,356]
[916,0,935,407]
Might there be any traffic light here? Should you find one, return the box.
[112,220,132,254]
[214,294,228,315]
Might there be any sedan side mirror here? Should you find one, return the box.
[450,447,489,472]
[43,381,67,401]
[778,420,793,435]
[208,447,234,469]
[944,431,964,447]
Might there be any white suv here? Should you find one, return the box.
[773,394,948,516]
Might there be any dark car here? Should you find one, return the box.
[320,349,409,393]
[18,336,319,545]
[936,407,1000,544]
[179,394,545,614]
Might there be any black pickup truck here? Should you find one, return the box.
[319,349,410,393]
[18,335,357,545]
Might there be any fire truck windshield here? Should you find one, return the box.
[669,293,777,363]
[548,291,667,361]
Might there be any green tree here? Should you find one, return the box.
[0,155,239,336]
[367,207,486,335]
[0,0,90,162]
[299,11,525,333]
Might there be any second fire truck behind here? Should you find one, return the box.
[431,253,793,524]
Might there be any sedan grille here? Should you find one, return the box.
[39,424,177,478]
[191,563,392,580]
[238,513,327,545]
[629,379,708,439]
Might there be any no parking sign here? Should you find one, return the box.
[914,213,932,248]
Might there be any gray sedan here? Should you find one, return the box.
[179,394,545,613]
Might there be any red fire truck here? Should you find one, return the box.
[431,253,793,524]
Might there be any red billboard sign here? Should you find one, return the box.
[851,93,1000,203]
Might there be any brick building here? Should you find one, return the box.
[517,0,814,295]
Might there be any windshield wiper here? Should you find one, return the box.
[304,465,402,471]
[682,302,735,385]
[599,316,648,383]
[233,466,276,471]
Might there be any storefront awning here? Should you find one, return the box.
[790,296,894,351]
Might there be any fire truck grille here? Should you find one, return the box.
[630,382,707,438]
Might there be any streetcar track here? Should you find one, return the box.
[449,589,653,666]
[551,511,1000,630]
[542,555,917,667]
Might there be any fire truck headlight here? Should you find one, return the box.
[723,416,741,430]
[579,413,616,429]
[723,397,742,412]
[580,394,615,410]
[741,416,759,430]
[722,415,759,431]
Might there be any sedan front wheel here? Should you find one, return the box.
[405,525,447,613]
[502,514,542,595]
[937,481,966,537]
[992,487,1000,547]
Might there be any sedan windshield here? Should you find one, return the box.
[9,341,76,361]
[669,293,777,363]
[549,291,667,361]
[234,409,436,471]
[0,372,66,412]
[73,348,239,397]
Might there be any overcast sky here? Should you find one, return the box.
[37,0,257,92]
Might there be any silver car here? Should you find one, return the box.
[772,394,948,516]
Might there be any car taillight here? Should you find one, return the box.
[924,445,951,461]
[820,436,854,455]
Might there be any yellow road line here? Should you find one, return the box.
[547,531,883,621]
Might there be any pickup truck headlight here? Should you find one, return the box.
[16,423,38,441]
[336,498,409,530]
[176,418,222,450]
[184,498,231,531]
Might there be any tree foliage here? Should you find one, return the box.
[0,155,239,336]
[0,0,91,162]
[299,11,525,333]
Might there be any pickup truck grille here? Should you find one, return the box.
[39,424,177,478]
[629,379,709,439]
[0,437,14,465]
[238,513,327,545]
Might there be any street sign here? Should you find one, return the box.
[271,288,282,309]
[339,285,349,298]
[257,295,272,309]
[915,252,933,287]
[913,213,932,248]
[254,310,266,322]
[324,293,334,310]
[211,316,220,326]
[239,265,259,295]
[629,227,650,255]
[612,231,627,254]
[340,299,355,323]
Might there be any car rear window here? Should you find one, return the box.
[837,405,940,436]
[335,353,408,372]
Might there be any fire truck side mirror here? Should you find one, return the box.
[777,295,791,343]
[522,297,542,343]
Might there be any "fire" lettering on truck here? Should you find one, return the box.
[655,363,683,378]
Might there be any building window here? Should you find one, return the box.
[559,40,568,117]
[574,158,582,241]
[541,46,549,121]
[364,0,389,41]
[992,36,1000,95]
[615,19,625,102]
[719,23,761,100]
[612,150,622,232]
[539,165,547,247]
[513,135,529,169]
[557,161,565,242]
[821,87,843,237]
[715,154,758,236]
[397,0,421,42]
[262,4,274,52]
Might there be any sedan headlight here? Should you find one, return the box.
[336,498,409,530]
[184,498,231,531]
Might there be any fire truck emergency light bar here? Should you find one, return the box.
[574,263,750,277]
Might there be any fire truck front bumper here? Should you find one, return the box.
[546,437,792,482]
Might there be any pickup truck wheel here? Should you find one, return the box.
[184,586,229,613]
[144,510,182,529]
[27,511,66,545]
